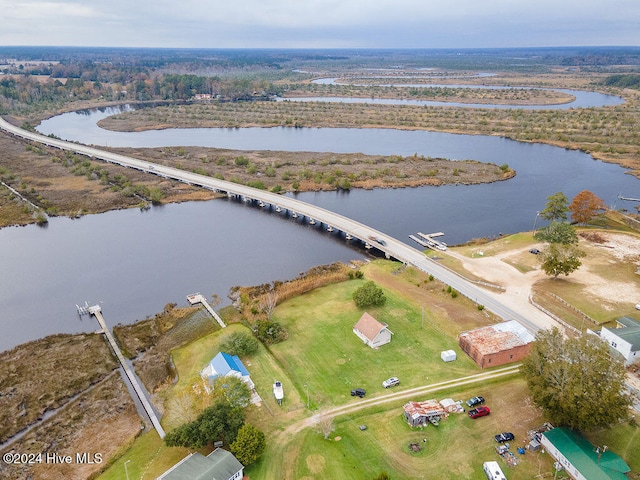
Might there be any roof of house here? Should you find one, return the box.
[403,400,445,419]
[209,352,250,377]
[459,320,534,355]
[607,317,640,351]
[157,449,244,480]
[353,312,388,341]
[543,428,630,480]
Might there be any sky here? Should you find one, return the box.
[0,0,638,49]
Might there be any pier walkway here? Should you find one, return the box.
[187,293,226,328]
[87,305,165,438]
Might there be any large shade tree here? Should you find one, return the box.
[521,328,630,431]
[534,221,578,245]
[540,192,570,222]
[164,399,245,449]
[540,243,586,278]
[569,190,607,225]
[230,424,266,467]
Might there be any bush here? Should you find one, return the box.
[253,319,287,345]
[234,156,249,166]
[218,331,259,356]
[352,281,386,308]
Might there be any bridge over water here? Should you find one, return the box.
[0,116,553,334]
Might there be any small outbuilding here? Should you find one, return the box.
[459,320,534,368]
[439,398,463,413]
[440,349,457,362]
[353,312,393,349]
[403,400,446,427]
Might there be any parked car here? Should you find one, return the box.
[466,396,485,407]
[382,377,400,388]
[636,303,640,310]
[529,248,540,254]
[468,406,491,419]
[351,388,366,398]
[495,432,515,443]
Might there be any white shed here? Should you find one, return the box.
[441,350,457,362]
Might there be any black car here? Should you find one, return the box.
[466,396,485,407]
[495,432,515,443]
[351,388,366,398]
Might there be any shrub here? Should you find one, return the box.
[218,331,259,356]
[253,319,287,345]
[353,281,386,308]
[234,156,249,166]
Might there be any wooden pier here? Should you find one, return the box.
[417,232,448,251]
[80,304,165,438]
[409,231,448,251]
[187,293,226,328]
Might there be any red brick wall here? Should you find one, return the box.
[459,337,531,368]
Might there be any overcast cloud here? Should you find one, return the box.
[0,0,638,48]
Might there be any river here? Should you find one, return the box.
[0,102,637,352]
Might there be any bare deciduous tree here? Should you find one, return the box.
[260,291,278,320]
[315,414,335,440]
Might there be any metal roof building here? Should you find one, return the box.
[459,320,534,368]
[540,428,630,480]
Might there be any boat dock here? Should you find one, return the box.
[79,304,165,438]
[187,293,226,328]
[410,232,447,251]
[409,234,428,247]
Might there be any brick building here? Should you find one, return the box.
[458,320,534,368]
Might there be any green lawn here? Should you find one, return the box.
[97,430,190,480]
[267,272,480,409]
[251,378,556,480]
[98,259,640,480]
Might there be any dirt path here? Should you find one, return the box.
[442,232,640,332]
[269,365,520,479]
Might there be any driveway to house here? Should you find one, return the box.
[277,364,521,437]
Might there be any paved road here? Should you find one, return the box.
[0,116,546,333]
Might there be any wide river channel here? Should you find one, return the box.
[0,99,638,352]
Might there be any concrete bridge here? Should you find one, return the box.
[0,116,552,334]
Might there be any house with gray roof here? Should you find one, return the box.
[156,448,244,480]
[600,316,640,365]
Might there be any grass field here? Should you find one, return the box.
[266,265,483,409]
[252,378,557,480]
[98,259,640,480]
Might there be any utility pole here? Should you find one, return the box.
[533,211,541,236]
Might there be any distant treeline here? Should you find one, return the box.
[0,71,284,115]
[603,74,640,90]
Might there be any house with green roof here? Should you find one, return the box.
[540,427,630,480]
[600,316,640,365]
[156,448,244,480]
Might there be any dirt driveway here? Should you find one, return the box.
[444,232,640,332]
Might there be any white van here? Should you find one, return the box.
[483,461,507,480]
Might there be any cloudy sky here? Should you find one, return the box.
[1,0,638,49]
